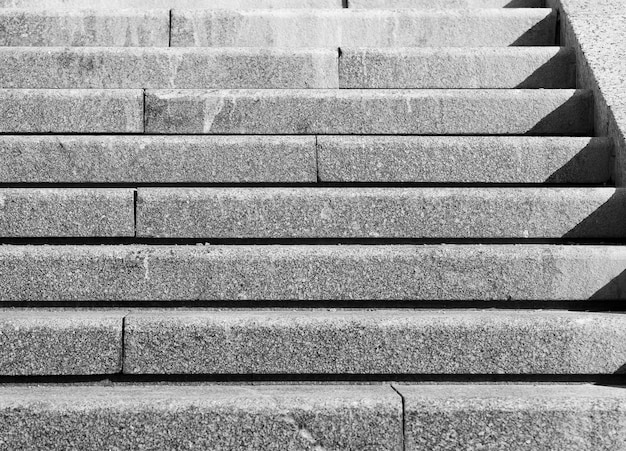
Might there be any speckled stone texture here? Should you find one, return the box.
[0,89,143,133]
[0,48,339,89]
[339,47,575,88]
[0,310,123,375]
[0,9,169,46]
[124,310,626,375]
[135,187,626,239]
[144,89,592,135]
[0,136,316,184]
[317,136,611,184]
[0,0,342,7]
[0,189,134,237]
[397,384,626,451]
[171,9,556,47]
[0,385,401,450]
[350,0,543,7]
[1,245,626,301]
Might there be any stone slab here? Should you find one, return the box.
[339,47,575,88]
[136,187,626,239]
[0,385,401,450]
[397,384,626,451]
[350,0,544,7]
[0,89,143,133]
[124,310,626,375]
[0,310,123,375]
[0,48,338,89]
[0,9,168,46]
[0,0,342,7]
[0,189,134,237]
[317,136,611,184]
[1,245,626,301]
[144,89,592,135]
[171,9,556,47]
[0,136,316,184]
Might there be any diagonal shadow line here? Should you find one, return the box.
[527,90,594,136]
[515,47,576,89]
[510,12,556,47]
[504,0,546,6]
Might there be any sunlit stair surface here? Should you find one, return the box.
[1,0,624,449]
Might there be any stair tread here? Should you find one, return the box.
[0,0,343,8]
[0,244,624,301]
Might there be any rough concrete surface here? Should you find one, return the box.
[0,48,339,89]
[350,0,543,7]
[124,309,626,375]
[144,89,592,135]
[0,0,342,7]
[0,136,316,183]
[0,89,143,133]
[397,384,626,451]
[0,9,169,46]
[0,310,123,375]
[136,187,626,239]
[0,385,401,450]
[1,245,626,301]
[339,47,575,88]
[317,136,611,184]
[0,189,134,237]
[171,9,556,47]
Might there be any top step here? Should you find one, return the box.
[0,0,544,8]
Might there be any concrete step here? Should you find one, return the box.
[0,385,402,450]
[0,48,339,89]
[124,309,626,375]
[0,9,169,46]
[0,0,343,7]
[171,9,556,47]
[1,245,625,301]
[318,136,610,184]
[397,384,626,451]
[145,89,592,135]
[136,187,626,239]
[340,47,575,88]
[349,0,544,7]
[0,189,134,237]
[0,89,143,133]
[0,310,123,375]
[0,136,608,185]
[0,136,317,184]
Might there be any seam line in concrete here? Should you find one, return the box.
[168,9,172,47]
[391,383,406,451]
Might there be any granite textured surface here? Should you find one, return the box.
[124,310,626,375]
[144,89,592,135]
[339,47,575,88]
[0,189,134,237]
[0,310,123,375]
[350,0,543,7]
[171,9,556,47]
[0,136,316,184]
[136,187,626,239]
[0,385,401,450]
[1,245,626,301]
[0,9,169,46]
[398,384,626,451]
[0,48,339,89]
[0,0,342,7]
[317,136,611,184]
[0,89,143,133]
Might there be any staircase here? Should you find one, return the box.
[1,0,625,449]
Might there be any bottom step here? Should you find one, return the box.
[0,384,624,450]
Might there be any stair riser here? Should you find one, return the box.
[340,47,575,89]
[0,245,624,301]
[350,0,544,7]
[171,9,557,47]
[136,187,626,239]
[0,136,608,184]
[0,386,401,451]
[145,89,593,135]
[0,10,169,47]
[0,48,339,89]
